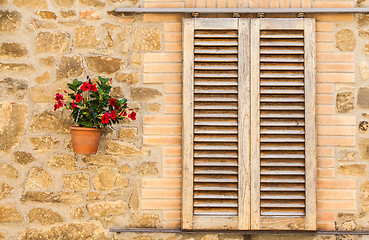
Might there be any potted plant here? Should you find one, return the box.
[54,76,136,154]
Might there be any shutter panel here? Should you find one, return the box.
[182,18,250,230]
[250,18,316,230]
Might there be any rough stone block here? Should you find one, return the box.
[82,154,118,167]
[116,72,139,84]
[73,26,100,48]
[0,11,21,32]
[132,27,161,51]
[52,0,75,7]
[105,140,149,156]
[86,56,126,74]
[35,32,70,53]
[87,200,126,217]
[0,204,22,222]
[0,77,28,99]
[338,164,367,176]
[49,154,76,171]
[56,56,84,80]
[130,213,160,228]
[0,182,13,200]
[30,111,70,134]
[14,0,47,8]
[35,10,57,19]
[0,42,28,58]
[136,162,158,175]
[336,92,354,113]
[0,163,18,179]
[119,127,137,139]
[14,151,35,165]
[21,191,83,204]
[131,87,162,101]
[358,88,369,107]
[29,208,63,225]
[25,167,54,190]
[30,136,59,152]
[0,62,34,71]
[336,29,356,51]
[63,173,89,191]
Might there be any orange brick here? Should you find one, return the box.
[144,63,182,73]
[164,167,181,177]
[317,158,334,168]
[144,115,181,125]
[317,53,354,62]
[316,32,333,42]
[196,0,205,7]
[142,199,181,209]
[142,178,181,188]
[316,115,355,126]
[316,95,334,105]
[165,42,182,52]
[207,0,216,8]
[318,211,335,222]
[280,0,289,8]
[165,94,182,104]
[163,221,181,228]
[249,0,258,8]
[142,189,181,199]
[164,22,182,32]
[302,0,311,8]
[317,189,356,199]
[313,2,354,8]
[143,14,182,22]
[317,42,334,52]
[165,84,182,94]
[317,179,356,189]
[316,84,334,94]
[318,168,335,178]
[144,73,182,83]
[143,53,182,63]
[163,146,182,156]
[317,63,354,73]
[259,0,268,7]
[316,13,354,22]
[316,105,335,115]
[164,210,181,220]
[316,73,355,83]
[317,146,334,157]
[318,200,356,210]
[164,157,182,166]
[317,126,355,136]
[316,22,334,32]
[143,136,181,145]
[227,0,237,8]
[270,0,279,8]
[318,222,335,230]
[186,0,195,7]
[291,0,301,7]
[165,105,182,114]
[165,32,182,42]
[217,0,227,8]
[317,136,355,146]
[144,125,181,135]
[144,2,185,8]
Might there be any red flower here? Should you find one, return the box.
[101,113,110,124]
[90,84,97,92]
[110,110,117,120]
[71,101,78,110]
[128,111,136,120]
[54,101,64,111]
[75,94,82,102]
[55,93,64,101]
[81,82,90,92]
[109,98,117,108]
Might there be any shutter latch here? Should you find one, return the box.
[297,12,305,18]
[192,12,200,18]
[257,13,265,18]
[233,13,240,18]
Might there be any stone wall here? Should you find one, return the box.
[1,0,369,239]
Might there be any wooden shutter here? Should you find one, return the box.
[182,18,250,230]
[250,18,316,230]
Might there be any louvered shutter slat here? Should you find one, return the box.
[251,18,316,231]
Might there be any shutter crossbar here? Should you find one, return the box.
[115,7,369,14]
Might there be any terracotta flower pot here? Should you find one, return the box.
[70,127,102,155]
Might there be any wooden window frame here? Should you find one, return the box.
[182,17,316,231]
